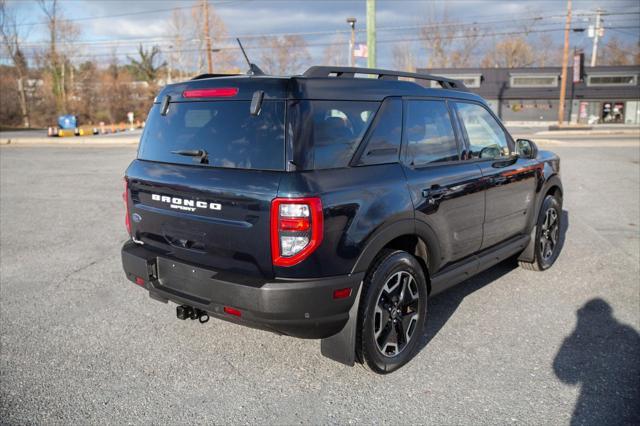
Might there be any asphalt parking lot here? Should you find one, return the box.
[1,133,639,424]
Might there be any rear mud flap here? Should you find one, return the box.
[320,282,362,366]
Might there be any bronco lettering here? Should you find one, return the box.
[151,193,221,211]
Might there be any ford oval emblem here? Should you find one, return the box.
[132,213,142,223]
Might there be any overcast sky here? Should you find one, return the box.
[7,0,640,69]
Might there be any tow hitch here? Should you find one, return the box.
[176,305,209,323]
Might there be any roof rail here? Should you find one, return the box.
[191,73,241,80]
[303,66,467,91]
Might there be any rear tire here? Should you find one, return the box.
[357,249,428,374]
[519,194,563,271]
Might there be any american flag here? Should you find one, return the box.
[354,44,368,58]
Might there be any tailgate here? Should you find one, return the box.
[126,160,281,278]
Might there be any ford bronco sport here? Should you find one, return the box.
[121,66,563,374]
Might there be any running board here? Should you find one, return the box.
[430,235,529,296]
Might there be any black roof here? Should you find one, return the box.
[155,66,486,104]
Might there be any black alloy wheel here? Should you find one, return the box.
[519,194,563,271]
[357,249,428,374]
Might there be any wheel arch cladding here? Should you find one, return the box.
[351,222,437,294]
[547,184,563,203]
[519,177,563,263]
[378,234,432,294]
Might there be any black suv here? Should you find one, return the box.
[121,66,563,373]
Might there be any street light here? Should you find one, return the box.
[346,17,356,67]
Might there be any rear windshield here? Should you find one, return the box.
[289,100,379,170]
[138,100,285,170]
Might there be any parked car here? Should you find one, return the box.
[121,66,563,374]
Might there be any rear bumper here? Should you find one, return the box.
[121,241,363,339]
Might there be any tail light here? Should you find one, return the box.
[123,178,131,236]
[271,197,323,267]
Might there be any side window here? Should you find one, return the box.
[404,100,459,166]
[455,102,510,159]
[355,98,402,166]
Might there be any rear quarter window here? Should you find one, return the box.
[289,100,379,170]
[354,98,402,166]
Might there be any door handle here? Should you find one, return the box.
[422,187,446,203]
[492,154,519,168]
[492,175,508,185]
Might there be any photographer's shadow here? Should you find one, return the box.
[553,299,640,425]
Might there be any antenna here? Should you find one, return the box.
[237,38,251,68]
[236,38,266,76]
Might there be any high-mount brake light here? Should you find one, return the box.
[182,87,238,98]
[123,178,131,236]
[271,198,323,267]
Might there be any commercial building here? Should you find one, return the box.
[419,65,640,124]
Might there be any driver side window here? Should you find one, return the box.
[455,102,510,159]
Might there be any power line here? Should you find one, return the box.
[5,24,638,62]
[13,0,246,28]
[16,10,639,49]
[608,27,640,36]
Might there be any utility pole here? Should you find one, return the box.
[203,0,213,74]
[558,0,572,126]
[347,18,356,67]
[366,0,376,68]
[590,8,603,67]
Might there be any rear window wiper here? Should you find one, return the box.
[171,149,209,164]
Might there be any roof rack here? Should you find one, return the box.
[191,73,241,80]
[303,66,467,91]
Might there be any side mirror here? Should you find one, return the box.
[516,139,538,159]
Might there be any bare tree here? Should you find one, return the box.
[0,0,30,127]
[100,50,145,124]
[392,42,417,72]
[258,35,311,75]
[71,60,99,123]
[37,0,80,114]
[449,24,483,67]
[600,36,639,66]
[169,9,189,81]
[419,6,484,68]
[322,33,348,66]
[420,11,457,68]
[481,36,536,68]
[534,34,562,67]
[191,1,236,74]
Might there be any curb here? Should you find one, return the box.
[535,129,640,136]
[1,137,140,146]
[534,138,639,148]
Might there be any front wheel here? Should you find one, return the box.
[520,194,563,271]
[357,249,428,374]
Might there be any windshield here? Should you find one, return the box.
[138,100,286,170]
